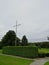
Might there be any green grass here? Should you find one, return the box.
[38,48,49,53]
[0,50,2,53]
[0,54,33,65]
[44,62,49,65]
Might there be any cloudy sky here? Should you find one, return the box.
[0,0,49,42]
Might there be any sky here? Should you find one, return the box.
[0,0,49,42]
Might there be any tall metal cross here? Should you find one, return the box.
[13,21,21,46]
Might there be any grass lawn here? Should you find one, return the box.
[44,62,49,65]
[0,54,33,65]
[0,50,2,53]
[38,48,49,53]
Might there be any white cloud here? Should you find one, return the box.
[0,0,49,42]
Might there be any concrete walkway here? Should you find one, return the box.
[30,57,49,65]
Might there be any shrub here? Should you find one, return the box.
[38,53,49,58]
[46,53,49,57]
[3,46,38,58]
[38,53,46,58]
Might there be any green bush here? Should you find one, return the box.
[3,46,38,58]
[38,53,49,58]
[38,53,46,58]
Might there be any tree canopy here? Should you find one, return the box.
[21,35,28,46]
[1,30,20,46]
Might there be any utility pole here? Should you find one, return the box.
[15,21,17,46]
[13,20,21,46]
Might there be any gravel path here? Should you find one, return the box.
[30,57,49,65]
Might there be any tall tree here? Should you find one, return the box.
[0,41,2,49]
[21,35,28,46]
[16,37,20,46]
[47,37,49,40]
[1,30,20,46]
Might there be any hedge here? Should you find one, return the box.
[2,46,38,58]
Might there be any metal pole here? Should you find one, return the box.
[13,20,21,46]
[15,21,17,46]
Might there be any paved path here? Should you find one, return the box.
[30,57,49,65]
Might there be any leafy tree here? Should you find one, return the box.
[16,37,20,46]
[0,41,2,49]
[1,30,20,47]
[21,35,28,46]
[47,37,49,40]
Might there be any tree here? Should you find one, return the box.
[21,35,28,46]
[16,37,20,46]
[47,37,49,40]
[0,41,2,49]
[1,30,20,47]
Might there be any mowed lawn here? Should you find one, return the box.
[38,48,49,53]
[44,62,49,65]
[0,54,33,65]
[0,50,2,53]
